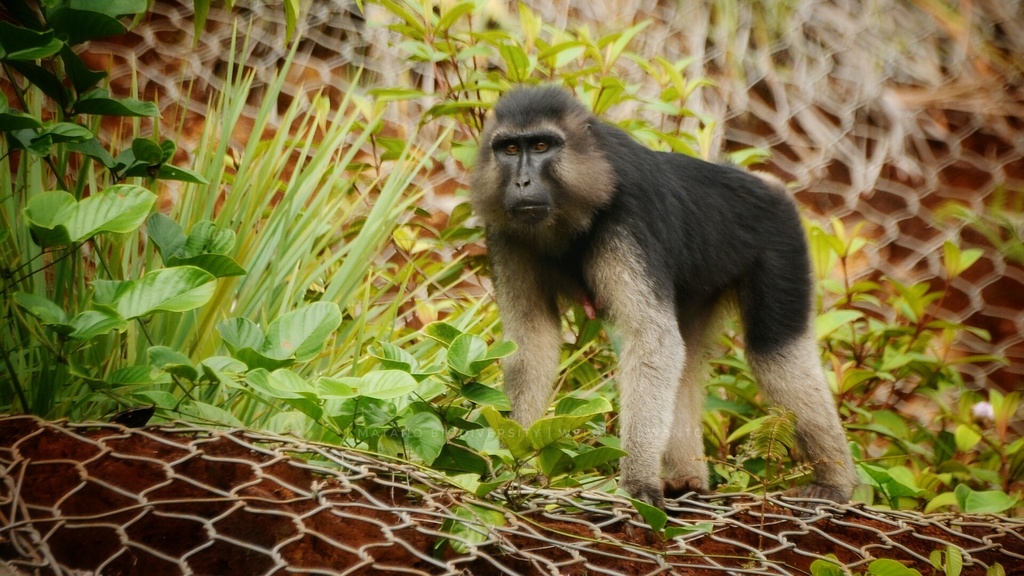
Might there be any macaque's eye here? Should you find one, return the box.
[533,141,549,152]
[504,143,520,155]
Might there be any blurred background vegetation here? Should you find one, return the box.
[1,0,1021,514]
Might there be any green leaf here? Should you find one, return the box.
[815,309,863,340]
[66,138,117,168]
[69,0,149,19]
[527,413,598,451]
[217,317,265,353]
[245,368,319,401]
[0,109,44,131]
[809,556,845,576]
[448,333,487,378]
[130,137,163,164]
[155,163,209,184]
[47,8,127,45]
[628,496,668,532]
[112,266,216,318]
[178,400,244,427]
[371,341,418,372]
[406,411,446,464]
[60,44,106,93]
[866,558,922,576]
[923,491,959,514]
[314,377,357,400]
[263,302,342,361]
[5,61,66,106]
[181,221,235,257]
[424,321,463,346]
[146,212,188,262]
[148,346,198,381]
[66,184,156,240]
[0,22,63,60]
[571,446,627,473]
[22,191,76,246]
[442,504,505,554]
[73,89,159,117]
[954,484,1020,514]
[480,405,531,460]
[447,335,515,378]
[69,309,126,340]
[40,122,93,144]
[13,292,68,325]
[943,241,984,279]
[954,424,982,452]
[168,254,246,278]
[460,382,511,410]
[352,370,418,400]
[25,185,156,246]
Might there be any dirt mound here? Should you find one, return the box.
[1,416,1020,575]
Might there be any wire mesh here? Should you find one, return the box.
[1,415,1021,575]
[71,0,1024,389]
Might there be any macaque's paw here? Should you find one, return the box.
[784,482,851,504]
[663,474,709,500]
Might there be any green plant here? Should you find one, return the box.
[1,0,214,417]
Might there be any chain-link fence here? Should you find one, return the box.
[3,2,1023,572]
[2,415,1021,575]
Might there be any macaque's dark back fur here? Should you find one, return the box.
[487,86,812,355]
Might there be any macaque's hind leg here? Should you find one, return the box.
[746,326,858,502]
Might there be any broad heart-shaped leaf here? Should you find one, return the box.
[954,484,1020,514]
[23,191,76,246]
[460,382,511,410]
[245,368,319,401]
[130,137,163,164]
[314,376,357,400]
[217,317,265,352]
[167,254,246,278]
[72,89,158,117]
[480,406,532,460]
[263,302,342,362]
[405,411,445,465]
[350,370,418,400]
[24,185,156,246]
[66,184,156,241]
[147,346,198,381]
[371,341,418,372]
[369,341,442,382]
[112,266,216,319]
[69,309,126,340]
[13,292,68,325]
[570,446,627,473]
[182,221,235,257]
[150,217,243,277]
[527,397,612,451]
[447,333,485,377]
[424,321,463,346]
[146,212,188,262]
